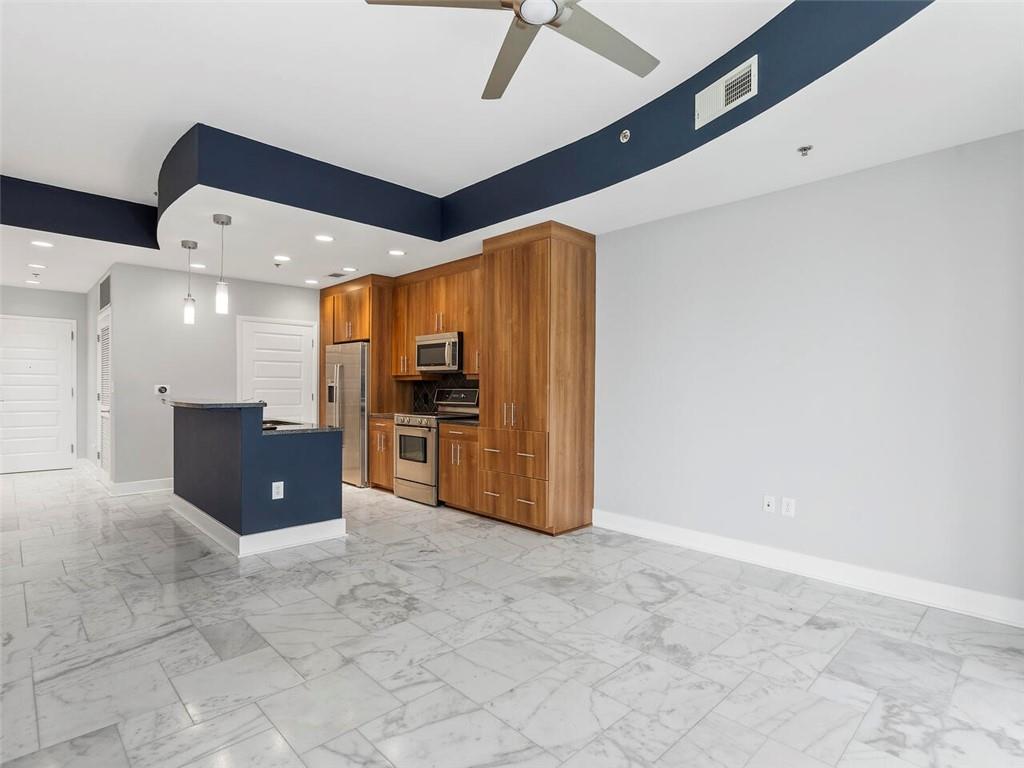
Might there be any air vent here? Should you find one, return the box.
[327,273,346,278]
[695,55,758,130]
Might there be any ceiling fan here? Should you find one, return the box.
[365,0,660,99]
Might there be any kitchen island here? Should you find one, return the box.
[165,399,344,556]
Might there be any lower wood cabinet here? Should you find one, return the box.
[479,428,547,479]
[368,418,394,490]
[439,423,477,511]
[478,471,548,530]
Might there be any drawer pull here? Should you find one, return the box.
[448,430,465,435]
[516,452,535,458]
[483,448,501,453]
[483,491,500,498]
[516,498,536,506]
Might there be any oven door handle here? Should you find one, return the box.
[396,425,434,437]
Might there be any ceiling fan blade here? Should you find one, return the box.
[552,5,659,77]
[482,17,540,99]
[365,0,507,9]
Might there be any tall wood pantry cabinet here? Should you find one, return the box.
[478,222,595,534]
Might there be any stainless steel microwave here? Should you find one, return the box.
[415,332,461,372]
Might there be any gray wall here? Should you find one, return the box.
[595,131,1024,600]
[1,286,89,459]
[107,263,318,483]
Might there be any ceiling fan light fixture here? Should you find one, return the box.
[519,0,559,26]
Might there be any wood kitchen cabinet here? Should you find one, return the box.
[391,256,482,378]
[478,222,595,534]
[369,417,394,490]
[334,284,369,342]
[439,423,478,511]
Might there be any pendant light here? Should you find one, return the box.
[181,240,197,325]
[213,213,232,314]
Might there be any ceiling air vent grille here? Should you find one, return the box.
[327,273,346,278]
[695,55,758,130]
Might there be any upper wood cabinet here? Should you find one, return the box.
[334,285,369,342]
[392,256,481,378]
[479,222,595,535]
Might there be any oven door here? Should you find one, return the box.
[416,336,459,371]
[394,425,436,486]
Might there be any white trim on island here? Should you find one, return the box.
[169,494,346,557]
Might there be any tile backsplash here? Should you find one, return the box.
[412,373,478,413]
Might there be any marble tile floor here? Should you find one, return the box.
[1,467,1022,768]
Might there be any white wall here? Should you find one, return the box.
[0,286,89,460]
[106,263,317,483]
[596,131,1024,601]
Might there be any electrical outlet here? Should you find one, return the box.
[271,481,284,500]
[782,497,796,518]
[763,495,776,514]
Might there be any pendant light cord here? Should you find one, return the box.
[218,223,225,282]
[186,249,192,297]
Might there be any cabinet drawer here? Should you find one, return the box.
[512,430,547,480]
[479,429,514,473]
[369,418,394,431]
[440,423,478,442]
[478,470,513,519]
[512,476,548,529]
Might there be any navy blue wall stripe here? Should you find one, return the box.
[0,176,158,249]
[6,1,930,248]
[159,124,443,241]
[440,0,930,238]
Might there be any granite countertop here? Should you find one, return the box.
[263,422,342,436]
[164,398,265,409]
[445,420,479,427]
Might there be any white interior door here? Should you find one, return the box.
[0,315,76,473]
[237,318,316,423]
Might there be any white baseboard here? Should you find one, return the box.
[169,494,346,557]
[593,508,1024,629]
[103,476,173,497]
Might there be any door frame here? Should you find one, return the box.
[0,314,77,473]
[235,315,319,420]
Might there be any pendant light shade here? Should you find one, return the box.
[213,213,232,315]
[181,240,198,326]
[183,296,196,325]
[215,281,229,314]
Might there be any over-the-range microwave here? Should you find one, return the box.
[415,332,461,372]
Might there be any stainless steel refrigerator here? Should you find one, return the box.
[324,342,369,487]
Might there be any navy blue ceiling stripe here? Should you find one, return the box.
[159,124,443,241]
[0,176,158,249]
[441,0,930,238]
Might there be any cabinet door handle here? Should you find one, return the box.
[502,403,508,426]
[510,402,516,427]
[451,444,455,464]
[483,448,500,453]
[483,491,500,498]
[516,452,535,458]
[457,444,461,466]
[516,498,536,506]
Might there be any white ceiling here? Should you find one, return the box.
[1,0,1022,294]
[0,1,786,203]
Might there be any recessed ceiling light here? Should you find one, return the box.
[27,263,47,269]
[25,279,40,285]
[30,240,54,248]
[341,267,358,273]
[304,279,319,285]
[315,235,334,243]
[274,255,291,262]
[190,263,206,269]
[388,249,405,257]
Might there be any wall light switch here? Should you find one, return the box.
[782,497,796,518]
[272,481,284,500]
[763,495,776,514]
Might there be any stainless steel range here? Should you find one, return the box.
[394,388,478,506]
